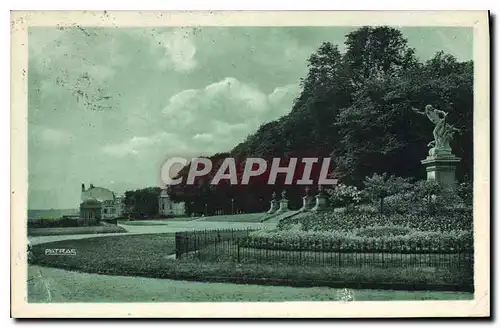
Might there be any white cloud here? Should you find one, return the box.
[103,77,299,158]
[163,77,298,131]
[102,132,178,157]
[151,29,198,72]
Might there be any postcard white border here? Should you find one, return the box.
[10,10,490,318]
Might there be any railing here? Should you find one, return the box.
[175,228,473,276]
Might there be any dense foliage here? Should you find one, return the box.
[28,217,98,228]
[278,209,473,232]
[123,187,162,218]
[237,229,472,253]
[166,26,473,213]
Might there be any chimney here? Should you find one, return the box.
[81,183,85,192]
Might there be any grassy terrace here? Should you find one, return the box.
[195,213,265,222]
[118,213,266,225]
[28,225,127,236]
[118,220,171,226]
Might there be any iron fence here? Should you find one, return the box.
[175,229,473,274]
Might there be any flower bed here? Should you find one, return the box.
[237,229,473,253]
[278,209,472,232]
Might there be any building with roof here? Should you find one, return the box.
[79,183,124,220]
[158,187,186,217]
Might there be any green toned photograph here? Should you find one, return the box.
[11,10,490,319]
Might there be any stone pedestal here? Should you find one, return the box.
[312,193,328,212]
[267,199,278,214]
[421,153,461,190]
[299,195,313,212]
[276,199,289,214]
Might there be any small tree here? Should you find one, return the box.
[413,180,442,215]
[327,183,362,212]
[456,179,473,207]
[363,173,412,214]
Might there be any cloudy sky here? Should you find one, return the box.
[28,26,472,209]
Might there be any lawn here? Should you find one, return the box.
[31,234,473,294]
[117,213,266,225]
[28,225,127,236]
[195,213,265,222]
[28,265,473,302]
[118,220,170,226]
[165,216,202,221]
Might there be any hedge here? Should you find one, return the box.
[27,217,99,228]
[237,229,473,253]
[278,209,472,232]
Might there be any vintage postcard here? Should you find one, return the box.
[11,10,490,318]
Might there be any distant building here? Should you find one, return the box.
[79,183,124,220]
[158,188,185,217]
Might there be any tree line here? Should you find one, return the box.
[125,26,473,217]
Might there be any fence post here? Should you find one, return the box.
[175,232,182,259]
[237,241,241,263]
[338,240,342,267]
[298,236,302,264]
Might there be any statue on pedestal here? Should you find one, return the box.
[300,186,313,212]
[267,191,279,214]
[276,189,289,213]
[414,104,462,190]
[412,105,461,157]
[312,184,328,212]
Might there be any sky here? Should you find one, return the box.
[27,26,473,209]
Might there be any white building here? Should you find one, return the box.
[158,188,186,217]
[80,183,124,220]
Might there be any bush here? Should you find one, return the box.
[383,192,417,214]
[237,229,473,253]
[457,180,473,206]
[28,216,103,228]
[28,217,79,228]
[326,183,362,210]
[278,209,472,232]
[102,218,118,225]
[363,173,413,214]
[327,177,471,216]
[354,225,413,238]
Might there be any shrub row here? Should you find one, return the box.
[237,229,473,253]
[278,209,472,232]
[27,217,99,228]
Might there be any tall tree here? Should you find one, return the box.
[123,187,161,218]
[333,28,472,185]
